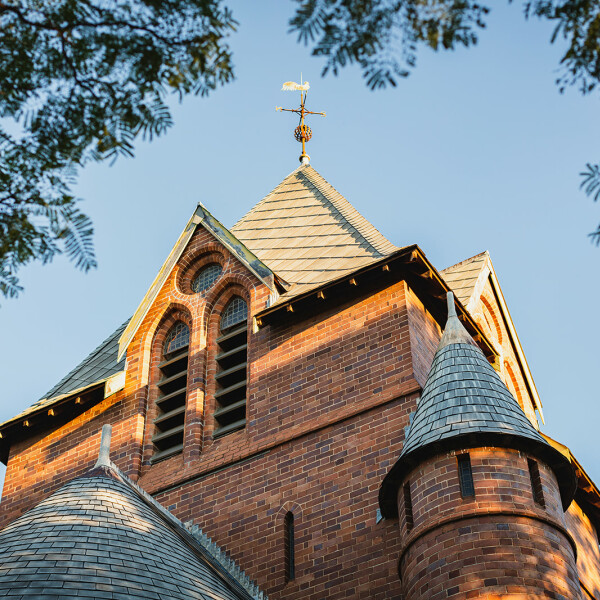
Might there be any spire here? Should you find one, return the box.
[378,292,576,517]
[94,424,112,468]
[276,79,325,164]
[437,291,478,350]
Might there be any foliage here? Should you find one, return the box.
[289,1,600,92]
[2,0,600,298]
[0,0,236,297]
[289,1,600,243]
[580,164,600,245]
[290,0,489,90]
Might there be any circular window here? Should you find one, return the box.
[192,263,222,293]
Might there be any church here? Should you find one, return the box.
[1,108,600,599]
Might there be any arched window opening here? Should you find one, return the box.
[192,263,222,293]
[504,360,524,410]
[214,297,248,437]
[152,321,189,462]
[284,511,295,582]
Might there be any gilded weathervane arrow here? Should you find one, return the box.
[276,77,325,165]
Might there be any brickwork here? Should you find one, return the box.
[2,219,599,600]
[566,501,600,599]
[0,385,138,528]
[470,279,538,425]
[0,223,442,599]
[137,274,430,494]
[154,397,412,600]
[406,287,441,389]
[397,447,581,600]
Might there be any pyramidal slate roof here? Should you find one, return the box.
[379,293,576,518]
[0,427,266,600]
[232,164,398,297]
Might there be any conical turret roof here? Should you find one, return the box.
[0,428,265,600]
[379,293,576,517]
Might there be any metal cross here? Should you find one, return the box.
[276,81,325,165]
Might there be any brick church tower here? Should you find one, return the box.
[1,162,600,599]
[380,292,581,599]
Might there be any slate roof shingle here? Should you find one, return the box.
[440,251,489,306]
[400,343,546,457]
[0,320,130,431]
[0,460,266,600]
[43,319,129,402]
[232,164,397,298]
[378,294,577,517]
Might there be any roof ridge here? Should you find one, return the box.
[298,166,397,256]
[86,459,267,600]
[40,318,129,402]
[232,165,303,231]
[441,250,489,273]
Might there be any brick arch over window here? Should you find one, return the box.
[176,249,226,295]
[474,312,494,348]
[504,359,524,410]
[204,284,251,440]
[143,307,193,466]
[480,295,503,345]
[276,502,303,588]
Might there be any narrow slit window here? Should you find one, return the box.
[403,482,414,532]
[214,296,248,438]
[457,454,475,498]
[151,321,189,463]
[528,458,545,507]
[284,511,295,581]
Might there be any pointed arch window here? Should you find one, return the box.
[214,297,248,437]
[152,321,189,462]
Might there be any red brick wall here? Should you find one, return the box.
[566,501,600,599]
[406,287,441,389]
[0,224,434,599]
[154,396,414,600]
[397,447,581,600]
[5,222,584,600]
[137,271,425,494]
[470,279,539,425]
[0,385,141,528]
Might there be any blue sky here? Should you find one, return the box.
[1,1,598,493]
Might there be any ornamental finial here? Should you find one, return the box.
[276,76,325,164]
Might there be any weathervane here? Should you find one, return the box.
[276,77,325,165]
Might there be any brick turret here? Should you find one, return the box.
[379,293,580,599]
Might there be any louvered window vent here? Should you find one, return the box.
[151,322,189,462]
[214,297,248,438]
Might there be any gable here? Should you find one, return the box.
[442,251,544,425]
[118,203,279,361]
